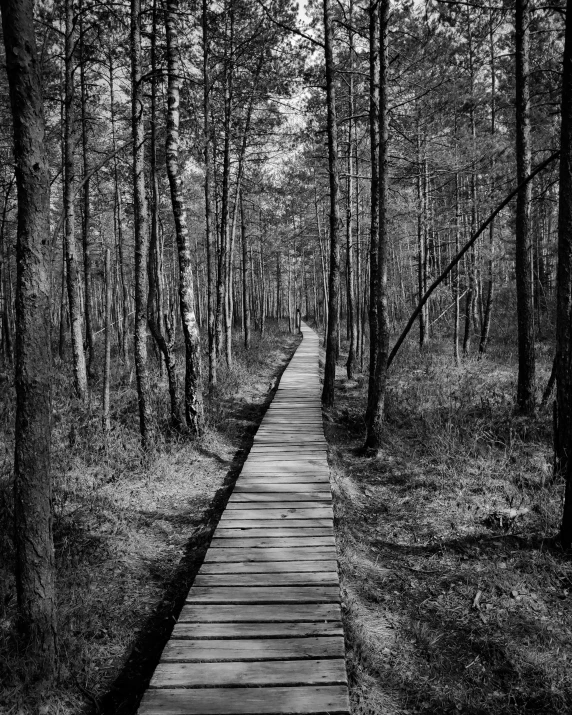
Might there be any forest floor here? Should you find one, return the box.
[322,331,572,715]
[0,320,300,715]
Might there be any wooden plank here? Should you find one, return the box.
[139,685,350,715]
[215,519,334,529]
[225,502,333,511]
[238,476,330,483]
[210,536,335,548]
[219,508,333,520]
[198,560,339,575]
[172,621,343,639]
[193,572,338,587]
[160,636,345,662]
[228,492,332,502]
[150,658,348,688]
[178,603,342,623]
[233,483,331,493]
[204,547,336,563]
[186,586,340,604]
[214,527,334,538]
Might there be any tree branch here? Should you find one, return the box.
[387,150,560,369]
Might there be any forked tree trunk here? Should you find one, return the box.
[321,0,341,409]
[131,0,153,446]
[165,0,203,434]
[2,0,57,677]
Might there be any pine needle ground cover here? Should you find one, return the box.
[0,322,299,715]
[324,341,572,715]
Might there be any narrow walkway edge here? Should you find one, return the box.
[138,324,350,715]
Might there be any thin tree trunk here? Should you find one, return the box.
[131,0,153,446]
[241,191,251,349]
[202,0,216,386]
[515,0,536,412]
[149,0,182,429]
[165,0,203,434]
[365,0,390,449]
[102,242,111,432]
[2,0,57,676]
[366,0,380,422]
[321,0,341,408]
[79,3,94,379]
[64,0,88,402]
[346,0,357,379]
[557,0,572,548]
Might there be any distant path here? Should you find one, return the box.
[139,323,349,715]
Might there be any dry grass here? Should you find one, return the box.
[0,321,299,715]
[324,333,572,715]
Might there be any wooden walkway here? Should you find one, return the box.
[139,324,349,715]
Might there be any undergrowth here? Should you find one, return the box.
[0,320,298,715]
[324,331,572,715]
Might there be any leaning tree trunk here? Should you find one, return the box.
[321,0,341,409]
[131,0,153,447]
[2,0,57,678]
[64,0,88,402]
[365,0,390,449]
[515,0,536,413]
[556,0,572,547]
[165,0,203,434]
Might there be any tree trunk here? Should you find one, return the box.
[366,0,380,422]
[2,0,57,677]
[79,2,95,379]
[149,0,183,429]
[556,0,572,535]
[103,242,111,432]
[241,192,251,349]
[202,0,216,386]
[321,0,341,408]
[131,0,153,447]
[165,0,203,434]
[64,0,88,402]
[515,0,536,412]
[346,0,357,380]
[365,0,390,449]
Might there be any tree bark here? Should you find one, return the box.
[365,0,379,422]
[556,0,572,547]
[365,0,390,449]
[149,0,182,429]
[515,0,536,412]
[79,1,95,379]
[2,0,57,677]
[165,0,203,434]
[131,0,153,447]
[64,0,88,402]
[202,0,216,386]
[321,0,341,408]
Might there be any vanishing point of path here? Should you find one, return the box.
[138,323,350,715]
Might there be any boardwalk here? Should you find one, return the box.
[139,324,349,715]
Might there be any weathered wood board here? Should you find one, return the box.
[138,324,349,715]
